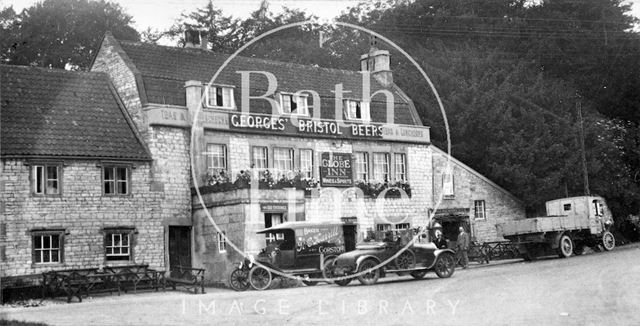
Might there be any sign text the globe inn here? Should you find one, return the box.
[146,70,430,144]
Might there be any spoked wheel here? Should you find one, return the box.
[410,270,428,279]
[394,249,416,269]
[357,259,380,285]
[248,266,272,291]
[229,268,250,291]
[557,234,573,258]
[434,253,455,278]
[602,231,615,251]
[321,257,336,283]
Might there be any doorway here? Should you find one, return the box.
[168,226,192,276]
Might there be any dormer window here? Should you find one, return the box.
[279,93,308,116]
[344,100,370,121]
[204,85,235,109]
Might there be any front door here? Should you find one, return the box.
[169,226,192,276]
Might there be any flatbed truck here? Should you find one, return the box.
[498,196,615,260]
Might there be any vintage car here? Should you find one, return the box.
[228,221,357,291]
[330,230,456,286]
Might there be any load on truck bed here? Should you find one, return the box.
[498,196,615,261]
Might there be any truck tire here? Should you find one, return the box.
[557,234,573,258]
[573,244,585,256]
[602,231,615,251]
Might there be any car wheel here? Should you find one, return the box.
[248,266,272,291]
[321,257,336,283]
[357,259,380,285]
[394,249,415,270]
[229,268,250,291]
[602,231,615,251]
[410,270,428,279]
[557,234,573,258]
[434,253,455,278]
[573,243,585,256]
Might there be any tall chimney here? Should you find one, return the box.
[360,36,393,87]
[199,30,209,50]
[184,29,200,48]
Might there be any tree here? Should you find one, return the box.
[1,0,139,69]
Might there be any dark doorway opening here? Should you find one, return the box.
[168,226,192,277]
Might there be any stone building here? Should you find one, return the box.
[91,32,525,285]
[0,65,164,282]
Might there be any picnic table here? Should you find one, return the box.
[42,265,165,303]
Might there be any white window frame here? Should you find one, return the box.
[218,231,227,253]
[395,223,411,230]
[344,100,371,121]
[103,166,129,196]
[32,232,63,264]
[279,93,309,116]
[300,149,314,179]
[32,164,61,195]
[204,85,235,109]
[394,153,406,181]
[273,147,294,178]
[376,224,392,231]
[105,232,132,261]
[372,153,390,182]
[474,200,486,220]
[252,146,268,170]
[206,143,227,174]
[443,170,454,197]
[354,152,370,182]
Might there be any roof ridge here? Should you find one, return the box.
[0,64,108,78]
[117,39,363,77]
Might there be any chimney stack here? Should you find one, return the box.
[360,36,393,87]
[184,29,200,48]
[199,31,209,50]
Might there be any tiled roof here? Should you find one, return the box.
[0,65,151,160]
[109,37,421,126]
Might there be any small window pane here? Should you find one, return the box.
[104,167,114,180]
[43,235,50,248]
[50,250,60,262]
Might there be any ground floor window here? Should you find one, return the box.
[376,224,392,231]
[32,231,63,264]
[105,229,134,261]
[217,231,227,253]
[395,223,411,230]
[474,200,486,220]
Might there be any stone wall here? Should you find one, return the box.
[0,160,164,277]
[91,35,147,139]
[430,147,525,242]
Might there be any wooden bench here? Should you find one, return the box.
[41,265,165,303]
[165,266,205,294]
[104,264,165,295]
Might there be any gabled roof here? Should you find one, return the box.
[99,34,422,126]
[0,65,151,161]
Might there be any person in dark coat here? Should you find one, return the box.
[456,226,470,269]
[433,232,448,249]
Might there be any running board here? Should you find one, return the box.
[385,267,429,273]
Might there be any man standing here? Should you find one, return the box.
[456,226,470,269]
